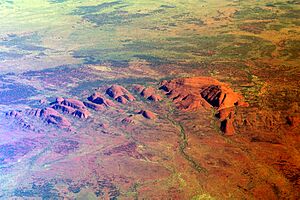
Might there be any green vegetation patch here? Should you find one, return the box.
[234,7,277,20]
[14,182,60,200]
[238,22,268,34]
[69,77,157,96]
[0,76,38,105]
[73,33,276,68]
[279,40,300,60]
[72,1,124,15]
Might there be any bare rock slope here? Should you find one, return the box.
[160,77,248,135]
[106,85,135,104]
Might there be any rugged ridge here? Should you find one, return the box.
[138,110,157,120]
[86,92,115,110]
[51,97,90,119]
[133,85,162,102]
[160,77,248,135]
[6,107,71,129]
[106,85,135,104]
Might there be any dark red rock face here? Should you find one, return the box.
[286,114,300,128]
[52,104,76,114]
[72,109,90,119]
[61,98,86,110]
[200,85,223,107]
[87,92,115,107]
[134,85,162,102]
[148,94,162,102]
[39,108,71,128]
[51,97,90,119]
[21,107,71,128]
[6,110,21,118]
[106,85,135,104]
[139,110,156,120]
[116,96,128,104]
[84,101,105,111]
[160,77,248,135]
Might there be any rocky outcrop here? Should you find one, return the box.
[52,104,76,114]
[148,94,162,102]
[138,110,157,120]
[286,114,300,128]
[106,85,135,104]
[87,92,115,107]
[61,98,86,110]
[141,87,155,98]
[84,92,116,111]
[5,110,34,130]
[72,109,90,119]
[84,101,105,111]
[160,77,248,135]
[26,107,71,128]
[51,97,90,119]
[160,77,246,111]
[200,84,249,111]
[6,97,91,129]
[217,108,236,135]
[236,109,283,132]
[215,107,234,121]
[99,123,109,129]
[6,110,22,118]
[220,118,235,136]
[116,96,129,104]
[133,85,162,102]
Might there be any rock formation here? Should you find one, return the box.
[52,104,76,114]
[141,87,155,98]
[116,95,129,104]
[24,107,71,128]
[5,110,34,130]
[138,110,157,120]
[133,85,162,102]
[51,97,90,119]
[148,94,162,102]
[87,92,115,107]
[6,110,22,118]
[217,108,236,136]
[61,98,86,110]
[286,114,300,128]
[84,101,105,111]
[6,96,93,130]
[106,85,135,104]
[84,92,116,111]
[72,109,90,119]
[160,77,248,135]
[160,77,245,110]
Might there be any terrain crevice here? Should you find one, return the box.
[166,111,208,174]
